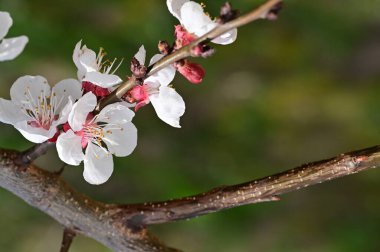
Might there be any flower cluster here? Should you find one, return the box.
[167,0,237,84]
[0,1,238,184]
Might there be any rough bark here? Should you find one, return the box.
[0,150,178,252]
[1,145,379,251]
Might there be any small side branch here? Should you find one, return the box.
[110,145,380,226]
[15,141,54,166]
[60,228,76,252]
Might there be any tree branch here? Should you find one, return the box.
[60,228,76,252]
[109,145,380,225]
[15,141,54,166]
[97,0,283,110]
[0,150,179,252]
[1,145,379,251]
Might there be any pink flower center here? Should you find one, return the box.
[28,114,59,130]
[126,85,151,111]
[175,25,196,48]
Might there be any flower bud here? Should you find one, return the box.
[158,40,171,55]
[175,25,196,48]
[177,60,205,84]
[217,2,239,24]
[131,57,147,78]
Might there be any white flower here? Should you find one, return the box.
[130,46,185,128]
[167,0,237,45]
[0,76,82,143]
[73,40,123,88]
[56,92,137,185]
[0,11,28,61]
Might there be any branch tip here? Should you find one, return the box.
[265,1,283,20]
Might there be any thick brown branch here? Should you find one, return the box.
[109,145,380,226]
[98,0,282,110]
[1,145,379,251]
[0,150,179,252]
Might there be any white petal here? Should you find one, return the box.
[83,144,113,185]
[146,54,176,87]
[96,102,135,125]
[72,40,82,68]
[68,92,97,132]
[103,122,137,157]
[51,78,82,113]
[14,121,52,143]
[78,46,98,73]
[54,97,73,126]
[56,130,85,166]
[83,71,122,88]
[0,36,28,61]
[150,86,185,128]
[0,11,12,40]
[149,54,163,66]
[0,98,27,124]
[211,28,237,45]
[10,75,51,106]
[181,2,215,37]
[167,0,189,21]
[73,40,87,80]
[134,45,146,65]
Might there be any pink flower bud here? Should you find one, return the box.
[177,61,205,84]
[175,25,196,47]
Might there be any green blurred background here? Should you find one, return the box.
[1,0,380,251]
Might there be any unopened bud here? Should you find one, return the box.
[131,57,147,78]
[176,60,206,84]
[175,25,196,48]
[266,2,283,21]
[217,2,239,24]
[191,43,215,58]
[158,40,171,55]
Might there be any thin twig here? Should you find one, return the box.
[97,0,282,110]
[60,228,76,252]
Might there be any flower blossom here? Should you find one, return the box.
[73,40,122,93]
[167,0,237,45]
[0,11,28,61]
[56,92,137,185]
[127,46,185,128]
[0,76,82,143]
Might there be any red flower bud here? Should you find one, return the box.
[177,60,205,84]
